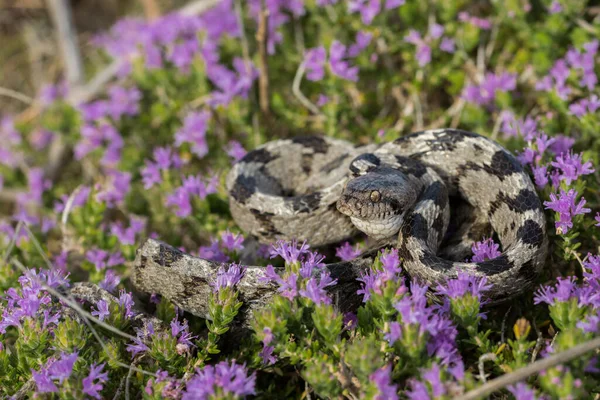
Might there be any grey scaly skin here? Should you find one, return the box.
[225,129,548,303]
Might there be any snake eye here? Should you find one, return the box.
[370,190,381,203]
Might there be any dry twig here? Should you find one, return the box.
[459,335,600,400]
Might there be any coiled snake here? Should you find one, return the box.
[225,129,548,302]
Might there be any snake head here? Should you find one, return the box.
[336,167,418,240]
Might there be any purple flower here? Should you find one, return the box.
[92,299,110,321]
[532,165,549,188]
[369,365,398,400]
[213,263,245,292]
[107,85,141,120]
[356,250,405,303]
[42,310,61,329]
[39,81,68,106]
[470,238,502,262]
[29,129,55,151]
[226,140,247,162]
[118,290,136,319]
[549,1,562,13]
[458,12,492,29]
[544,189,591,234]
[439,37,456,53]
[429,23,444,40]
[198,239,229,263]
[183,361,256,399]
[141,161,162,189]
[175,111,210,158]
[393,282,461,365]
[329,41,359,81]
[335,242,362,261]
[111,216,146,246]
[168,38,200,72]
[261,265,299,300]
[95,170,131,207]
[435,272,492,301]
[206,58,258,107]
[269,239,310,264]
[32,369,58,393]
[220,231,244,252]
[166,187,193,217]
[384,321,402,344]
[54,186,91,213]
[348,31,373,57]
[126,335,149,357]
[462,72,517,106]
[304,47,327,81]
[421,363,445,397]
[82,363,108,399]
[500,112,538,140]
[508,382,537,400]
[260,345,277,365]
[299,273,337,305]
[48,352,78,383]
[534,277,579,306]
[348,0,382,24]
[86,249,109,270]
[550,152,595,185]
[380,249,401,276]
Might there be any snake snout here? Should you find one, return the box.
[336,196,354,216]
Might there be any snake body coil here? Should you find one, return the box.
[226,129,548,301]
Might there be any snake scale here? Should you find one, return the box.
[225,129,548,302]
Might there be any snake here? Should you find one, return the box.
[225,129,548,302]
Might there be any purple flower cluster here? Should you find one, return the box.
[388,282,461,367]
[470,238,501,263]
[507,382,539,400]
[348,0,405,25]
[54,186,91,214]
[213,263,246,292]
[32,352,78,393]
[86,248,125,270]
[335,241,362,261]
[95,269,119,293]
[142,146,184,189]
[94,170,132,207]
[262,240,336,305]
[226,140,247,162]
[175,111,211,159]
[404,23,455,67]
[165,173,218,218]
[569,94,600,117]
[369,365,398,400]
[171,317,198,353]
[304,32,372,82]
[82,363,108,399]
[110,215,147,245]
[197,231,247,263]
[0,269,68,333]
[183,361,256,400]
[357,249,404,302]
[534,276,598,307]
[458,12,492,29]
[91,299,110,321]
[543,189,591,234]
[536,40,598,97]
[435,272,492,302]
[462,72,516,106]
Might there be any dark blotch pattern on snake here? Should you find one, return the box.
[225,129,548,302]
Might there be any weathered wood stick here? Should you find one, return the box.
[132,239,376,325]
